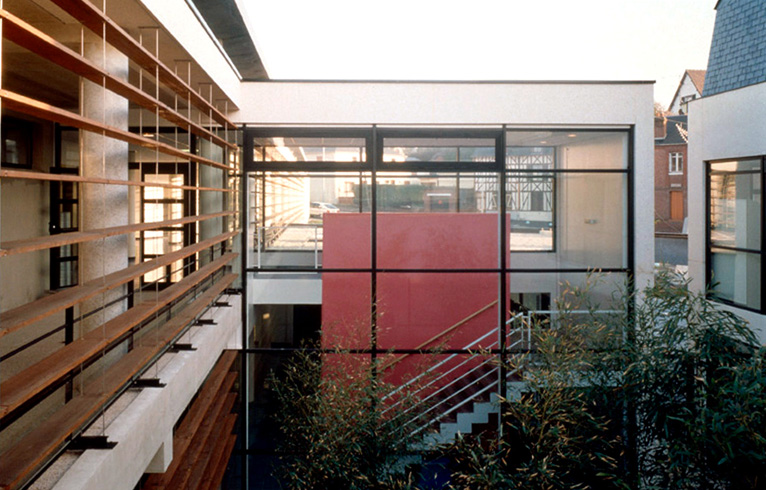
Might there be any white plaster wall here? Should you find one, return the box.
[50,294,242,490]
[139,0,241,108]
[669,74,700,114]
[687,81,766,339]
[235,81,656,290]
[249,276,322,305]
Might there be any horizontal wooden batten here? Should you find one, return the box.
[47,0,237,130]
[0,169,233,193]
[0,90,229,171]
[0,254,237,421]
[0,210,234,257]
[0,9,236,150]
[0,274,237,490]
[0,231,237,338]
[142,352,238,490]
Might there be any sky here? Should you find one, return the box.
[244,0,717,108]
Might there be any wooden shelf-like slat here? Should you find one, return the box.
[0,169,233,193]
[202,434,237,490]
[0,253,237,420]
[143,352,237,490]
[166,393,237,490]
[0,210,234,257]
[0,230,236,337]
[0,274,237,490]
[47,0,238,130]
[0,9,236,150]
[0,90,230,171]
[185,412,237,490]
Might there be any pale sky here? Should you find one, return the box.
[243,0,717,108]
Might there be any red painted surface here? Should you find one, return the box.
[322,213,509,382]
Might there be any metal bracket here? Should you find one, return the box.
[213,302,231,307]
[170,343,196,352]
[69,435,118,450]
[132,378,166,388]
[194,319,217,326]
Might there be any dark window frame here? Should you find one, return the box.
[705,156,765,313]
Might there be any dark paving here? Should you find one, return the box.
[655,235,688,267]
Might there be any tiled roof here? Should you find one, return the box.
[704,0,766,96]
[686,70,706,93]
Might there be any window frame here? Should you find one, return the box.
[705,156,765,313]
[669,152,683,175]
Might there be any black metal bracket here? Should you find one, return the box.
[170,343,196,352]
[132,378,166,388]
[213,302,231,307]
[69,435,118,450]
[194,319,217,325]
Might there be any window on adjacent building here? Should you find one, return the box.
[669,152,683,175]
[707,158,763,312]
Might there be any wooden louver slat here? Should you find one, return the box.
[0,231,237,338]
[0,274,237,490]
[0,169,234,193]
[0,90,230,170]
[0,9,236,150]
[46,0,238,130]
[0,253,237,421]
[0,211,234,257]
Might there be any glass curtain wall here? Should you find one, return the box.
[240,126,632,487]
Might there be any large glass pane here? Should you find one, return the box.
[710,249,761,310]
[376,173,499,269]
[382,137,495,163]
[508,171,554,251]
[253,137,366,163]
[508,173,627,269]
[506,130,628,170]
[509,271,629,318]
[710,172,761,250]
[710,159,761,173]
[253,172,371,269]
[377,272,498,350]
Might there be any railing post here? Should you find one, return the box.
[257,227,262,269]
[314,225,318,269]
[65,306,74,401]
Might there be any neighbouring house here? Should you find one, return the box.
[668,69,706,115]
[688,0,766,341]
[655,114,688,236]
[0,1,654,489]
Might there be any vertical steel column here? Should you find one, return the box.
[370,126,378,370]
[497,129,508,441]
[239,150,250,490]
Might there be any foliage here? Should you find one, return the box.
[449,272,766,489]
[616,273,766,489]
[270,346,428,490]
[272,274,766,489]
[448,276,628,490]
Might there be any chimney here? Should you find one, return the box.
[654,116,667,139]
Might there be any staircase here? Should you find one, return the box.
[382,312,531,446]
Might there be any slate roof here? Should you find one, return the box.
[704,0,766,96]
[656,115,688,146]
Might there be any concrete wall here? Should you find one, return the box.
[688,81,766,339]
